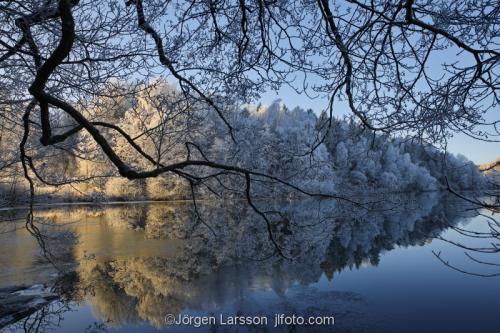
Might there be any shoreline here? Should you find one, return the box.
[1,188,495,212]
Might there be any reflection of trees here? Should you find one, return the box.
[66,193,477,328]
[1,193,495,330]
[0,271,78,332]
[322,193,475,274]
[0,207,79,332]
[78,258,187,328]
[3,301,70,333]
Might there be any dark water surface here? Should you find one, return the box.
[0,193,499,332]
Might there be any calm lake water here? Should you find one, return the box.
[0,193,499,332]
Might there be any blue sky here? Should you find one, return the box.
[253,2,499,166]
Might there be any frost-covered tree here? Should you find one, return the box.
[320,115,486,192]
[197,100,336,196]
[0,0,497,194]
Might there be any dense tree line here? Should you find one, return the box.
[0,0,498,207]
[1,83,487,203]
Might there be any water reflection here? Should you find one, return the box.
[0,193,498,332]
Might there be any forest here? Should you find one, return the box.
[0,82,489,204]
[0,0,498,207]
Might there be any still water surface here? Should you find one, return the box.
[0,193,499,332]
